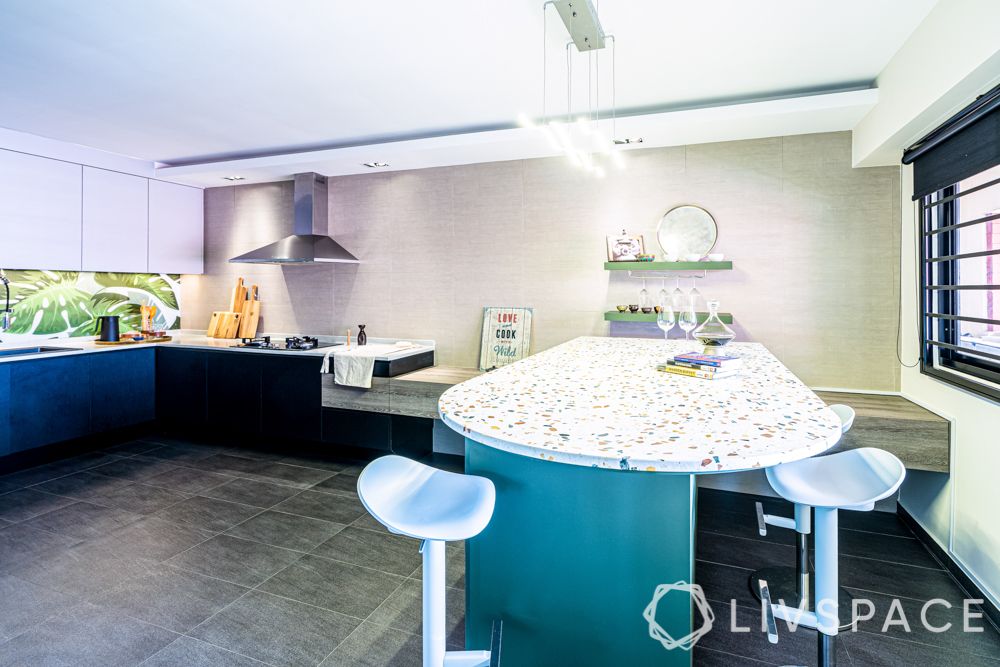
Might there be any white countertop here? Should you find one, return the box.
[0,331,435,364]
[438,336,842,473]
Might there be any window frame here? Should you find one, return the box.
[919,178,1000,403]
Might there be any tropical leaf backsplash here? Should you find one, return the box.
[2,271,181,340]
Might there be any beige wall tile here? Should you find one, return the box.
[186,131,900,389]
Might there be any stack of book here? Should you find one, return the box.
[656,352,743,380]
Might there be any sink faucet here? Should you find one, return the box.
[1,270,11,334]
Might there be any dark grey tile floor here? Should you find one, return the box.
[0,434,995,666]
[695,489,1000,666]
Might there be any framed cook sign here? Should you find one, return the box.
[479,306,533,371]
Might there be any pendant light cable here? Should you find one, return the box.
[611,34,616,141]
[566,42,572,121]
[595,0,600,128]
[588,49,593,123]
[542,2,548,122]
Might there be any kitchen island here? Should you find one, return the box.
[439,336,842,666]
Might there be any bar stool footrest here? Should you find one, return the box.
[749,566,855,631]
[443,650,491,666]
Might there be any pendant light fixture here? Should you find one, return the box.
[518,0,625,177]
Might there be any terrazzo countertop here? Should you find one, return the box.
[439,336,842,473]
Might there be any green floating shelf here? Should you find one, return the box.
[604,261,733,271]
[604,310,734,324]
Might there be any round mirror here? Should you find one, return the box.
[656,205,718,259]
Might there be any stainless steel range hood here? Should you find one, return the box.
[229,172,360,264]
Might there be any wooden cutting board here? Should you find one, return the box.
[229,277,245,313]
[209,277,251,339]
[206,311,223,337]
[94,335,173,346]
[238,285,260,338]
[218,312,242,339]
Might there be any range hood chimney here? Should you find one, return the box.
[229,172,360,264]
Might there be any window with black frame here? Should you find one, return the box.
[905,84,1000,402]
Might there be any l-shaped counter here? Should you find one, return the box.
[0,332,435,366]
[0,331,437,463]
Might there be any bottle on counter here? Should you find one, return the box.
[693,300,735,351]
[357,324,367,346]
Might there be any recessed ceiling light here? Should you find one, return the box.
[362,162,390,168]
[222,175,245,181]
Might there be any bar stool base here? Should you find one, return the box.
[749,566,855,631]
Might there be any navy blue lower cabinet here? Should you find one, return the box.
[322,408,391,450]
[261,355,322,441]
[321,408,433,455]
[89,348,155,432]
[389,414,433,458]
[0,364,11,457]
[206,351,262,435]
[156,347,208,428]
[9,354,92,453]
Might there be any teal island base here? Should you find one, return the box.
[465,439,700,666]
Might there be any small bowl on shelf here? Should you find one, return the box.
[635,253,656,262]
[628,304,640,313]
[653,305,663,313]
[684,253,703,262]
[706,253,724,261]
[640,307,653,314]
[615,305,628,313]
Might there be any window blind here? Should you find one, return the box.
[904,83,1000,200]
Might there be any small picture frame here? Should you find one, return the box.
[607,232,645,262]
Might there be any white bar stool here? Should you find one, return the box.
[759,447,905,667]
[357,455,501,667]
[750,404,856,625]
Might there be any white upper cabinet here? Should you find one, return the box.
[82,167,149,272]
[148,180,204,274]
[0,149,83,271]
[0,147,203,274]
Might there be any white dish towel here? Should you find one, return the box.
[321,348,376,389]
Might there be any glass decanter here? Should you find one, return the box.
[692,300,735,349]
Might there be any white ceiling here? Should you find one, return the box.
[0,0,936,167]
[156,89,880,186]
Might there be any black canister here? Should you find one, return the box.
[96,315,120,342]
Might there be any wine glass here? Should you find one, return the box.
[658,279,670,309]
[639,279,651,312]
[656,303,675,340]
[689,277,702,312]
[677,300,698,341]
[671,277,686,313]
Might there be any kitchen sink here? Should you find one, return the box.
[0,346,83,358]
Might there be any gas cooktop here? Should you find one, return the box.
[234,336,339,351]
